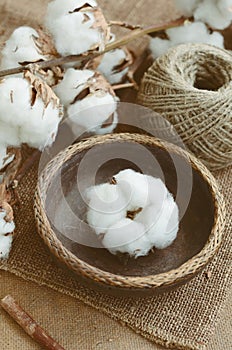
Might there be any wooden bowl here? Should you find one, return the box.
[34,133,225,295]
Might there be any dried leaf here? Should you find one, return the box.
[33,27,59,59]
[2,148,22,187]
[0,184,13,222]
[38,66,64,87]
[24,70,60,109]
[89,72,116,96]
[91,7,111,51]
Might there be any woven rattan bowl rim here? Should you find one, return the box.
[34,133,225,290]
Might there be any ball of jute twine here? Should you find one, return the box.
[138,43,232,171]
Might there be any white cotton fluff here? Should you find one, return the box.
[98,49,130,85]
[86,183,127,235]
[102,219,151,258]
[1,26,45,70]
[45,0,108,56]
[174,0,232,30]
[0,211,15,260]
[54,68,94,107]
[0,211,15,235]
[54,68,118,135]
[150,21,224,58]
[0,77,61,151]
[86,169,179,258]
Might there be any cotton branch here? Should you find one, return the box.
[0,17,185,78]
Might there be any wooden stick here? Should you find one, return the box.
[1,295,66,350]
[0,17,185,78]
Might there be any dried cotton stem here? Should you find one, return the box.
[0,17,185,78]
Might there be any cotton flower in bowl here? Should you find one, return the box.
[86,169,179,258]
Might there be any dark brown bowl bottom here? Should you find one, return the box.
[44,139,215,295]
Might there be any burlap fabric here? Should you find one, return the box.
[0,1,231,349]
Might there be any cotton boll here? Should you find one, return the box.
[194,0,232,29]
[45,0,110,56]
[0,235,13,259]
[55,69,118,135]
[68,92,117,132]
[103,219,151,258]
[54,68,94,107]
[98,48,132,85]
[174,0,200,16]
[166,21,224,47]
[86,170,179,258]
[86,183,127,235]
[150,21,224,59]
[1,26,45,70]
[0,74,62,151]
[48,13,101,56]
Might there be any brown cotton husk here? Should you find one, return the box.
[0,148,22,223]
[70,71,116,106]
[91,7,111,51]
[2,148,22,187]
[90,71,116,96]
[37,65,64,87]
[33,27,59,60]
[24,70,61,109]
[31,28,64,87]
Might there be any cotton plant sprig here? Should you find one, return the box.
[0,0,186,260]
[0,26,63,87]
[0,16,186,79]
[86,169,179,259]
[45,0,111,56]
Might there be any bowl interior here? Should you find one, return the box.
[45,141,215,277]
